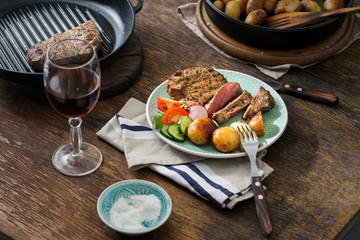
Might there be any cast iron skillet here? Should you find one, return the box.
[0,0,143,87]
[204,0,354,49]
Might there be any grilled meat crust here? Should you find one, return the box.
[243,86,275,119]
[205,82,242,117]
[25,20,102,71]
[212,90,252,124]
[166,67,228,108]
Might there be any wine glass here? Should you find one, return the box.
[43,39,102,176]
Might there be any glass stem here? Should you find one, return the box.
[69,117,83,156]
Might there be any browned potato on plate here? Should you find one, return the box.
[222,0,231,4]
[264,0,278,14]
[301,0,322,12]
[214,0,225,11]
[246,0,265,15]
[225,1,241,20]
[212,127,240,153]
[324,0,345,11]
[234,0,249,14]
[187,118,218,145]
[274,0,302,14]
[245,9,267,25]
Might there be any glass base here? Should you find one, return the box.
[52,142,102,176]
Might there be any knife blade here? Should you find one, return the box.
[265,81,339,106]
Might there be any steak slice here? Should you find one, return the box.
[25,20,103,71]
[205,82,242,117]
[212,90,252,124]
[243,86,275,120]
[166,67,228,108]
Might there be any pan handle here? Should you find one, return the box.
[131,0,143,14]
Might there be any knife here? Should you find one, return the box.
[265,81,339,106]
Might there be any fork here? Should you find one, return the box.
[237,125,272,236]
[264,6,360,29]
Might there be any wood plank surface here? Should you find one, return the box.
[0,0,359,239]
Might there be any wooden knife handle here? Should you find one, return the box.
[279,84,339,106]
[252,176,272,237]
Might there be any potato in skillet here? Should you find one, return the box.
[245,9,267,25]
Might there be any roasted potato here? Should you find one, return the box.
[248,111,264,136]
[264,0,278,14]
[234,0,249,14]
[214,0,225,11]
[301,0,322,12]
[225,1,241,20]
[212,127,240,153]
[187,118,218,145]
[222,0,231,4]
[245,9,267,25]
[324,0,345,11]
[246,0,265,15]
[274,0,302,14]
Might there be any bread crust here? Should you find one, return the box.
[25,20,102,71]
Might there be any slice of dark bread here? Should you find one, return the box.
[25,20,102,71]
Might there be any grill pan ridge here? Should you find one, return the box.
[0,0,143,86]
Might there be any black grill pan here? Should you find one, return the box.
[0,0,143,87]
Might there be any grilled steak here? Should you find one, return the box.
[243,86,275,120]
[166,67,228,108]
[212,90,252,124]
[205,82,242,117]
[26,20,103,71]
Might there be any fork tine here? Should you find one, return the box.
[268,18,288,25]
[265,18,290,28]
[248,125,258,142]
[236,126,244,143]
[240,125,249,141]
[243,125,252,141]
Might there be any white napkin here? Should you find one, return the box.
[177,2,360,79]
[97,98,274,209]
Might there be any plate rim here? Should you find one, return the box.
[145,68,288,159]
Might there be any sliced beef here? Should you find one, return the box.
[26,20,103,71]
[205,82,242,117]
[243,86,275,120]
[166,67,228,108]
[212,90,252,124]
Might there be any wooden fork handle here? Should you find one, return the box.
[252,176,272,237]
[278,83,339,106]
[319,6,360,19]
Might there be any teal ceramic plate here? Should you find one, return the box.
[97,180,172,235]
[145,69,288,158]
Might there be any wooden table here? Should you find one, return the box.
[1,0,359,239]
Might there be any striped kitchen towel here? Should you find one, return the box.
[97,98,273,209]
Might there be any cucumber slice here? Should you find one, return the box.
[160,125,174,140]
[168,124,185,142]
[178,115,193,135]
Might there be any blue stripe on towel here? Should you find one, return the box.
[166,166,222,207]
[116,115,153,132]
[185,163,237,198]
[120,124,153,132]
[223,198,232,205]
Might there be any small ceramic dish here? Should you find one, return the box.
[97,179,172,235]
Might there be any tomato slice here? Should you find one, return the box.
[163,106,189,125]
[157,97,182,112]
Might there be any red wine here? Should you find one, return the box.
[45,68,100,118]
